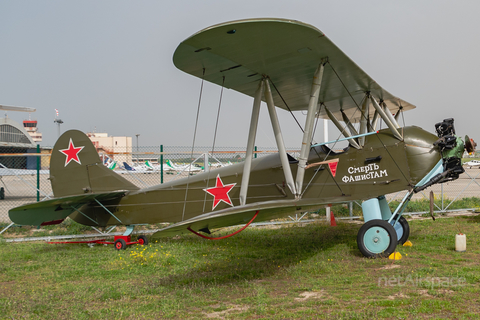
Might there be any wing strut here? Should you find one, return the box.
[264,78,296,195]
[295,62,325,196]
[358,96,370,146]
[370,95,402,140]
[341,110,359,137]
[239,81,264,206]
[94,198,122,224]
[324,106,361,149]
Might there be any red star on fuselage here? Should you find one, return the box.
[59,139,84,167]
[203,175,236,210]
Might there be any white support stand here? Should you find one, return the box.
[324,119,331,222]
[264,78,296,195]
[295,63,324,196]
[239,81,264,206]
[204,152,209,173]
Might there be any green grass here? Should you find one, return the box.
[2,215,480,319]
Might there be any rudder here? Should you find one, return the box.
[50,130,139,197]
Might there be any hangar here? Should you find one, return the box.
[0,117,39,169]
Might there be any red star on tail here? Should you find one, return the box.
[59,139,84,166]
[203,175,236,210]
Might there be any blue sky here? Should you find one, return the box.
[1,1,479,147]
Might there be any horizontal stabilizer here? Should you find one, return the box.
[9,191,127,226]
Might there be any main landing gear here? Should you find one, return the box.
[357,195,410,258]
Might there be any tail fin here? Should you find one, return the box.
[51,130,139,197]
[165,159,175,169]
[123,162,135,171]
[107,161,117,170]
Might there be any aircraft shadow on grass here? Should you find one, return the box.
[150,224,359,288]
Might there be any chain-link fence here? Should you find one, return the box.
[0,146,299,224]
[1,146,480,226]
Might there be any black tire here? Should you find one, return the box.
[137,235,148,246]
[357,219,398,258]
[391,216,410,245]
[114,238,127,250]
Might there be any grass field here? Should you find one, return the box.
[2,215,480,319]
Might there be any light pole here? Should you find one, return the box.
[54,109,63,138]
[135,134,140,163]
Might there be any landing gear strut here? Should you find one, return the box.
[392,216,410,245]
[357,196,409,258]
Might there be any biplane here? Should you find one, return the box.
[9,18,471,257]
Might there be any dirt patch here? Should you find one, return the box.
[204,304,249,319]
[376,264,401,271]
[418,290,433,298]
[387,293,408,300]
[294,290,325,301]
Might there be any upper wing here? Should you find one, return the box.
[173,18,414,123]
[8,191,127,226]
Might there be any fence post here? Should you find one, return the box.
[36,144,40,202]
[160,145,164,184]
[441,183,444,211]
[254,146,257,159]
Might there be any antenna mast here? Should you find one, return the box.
[53,109,63,138]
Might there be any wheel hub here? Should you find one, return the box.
[363,226,390,254]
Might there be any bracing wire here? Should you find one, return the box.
[211,76,225,156]
[268,77,305,133]
[301,102,360,197]
[326,61,410,184]
[202,76,226,212]
[182,68,205,221]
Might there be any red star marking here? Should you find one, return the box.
[59,139,84,166]
[203,175,236,210]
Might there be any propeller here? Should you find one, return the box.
[465,135,477,155]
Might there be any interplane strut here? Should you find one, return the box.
[295,62,325,196]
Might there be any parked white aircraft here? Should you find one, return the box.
[165,159,203,173]
[465,160,480,168]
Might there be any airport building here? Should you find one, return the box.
[86,132,133,163]
[23,119,43,143]
[0,117,40,169]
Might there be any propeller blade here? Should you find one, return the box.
[465,135,477,154]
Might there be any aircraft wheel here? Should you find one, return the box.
[391,216,410,245]
[137,235,148,245]
[114,239,127,250]
[357,219,397,258]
